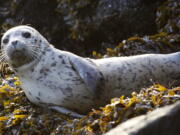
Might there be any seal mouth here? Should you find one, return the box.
[11,57,34,68]
[11,50,25,59]
[8,50,35,68]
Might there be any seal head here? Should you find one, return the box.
[1,26,49,69]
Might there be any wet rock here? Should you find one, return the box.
[106,101,180,135]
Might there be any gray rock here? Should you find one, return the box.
[106,101,180,135]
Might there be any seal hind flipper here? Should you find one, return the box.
[69,55,104,95]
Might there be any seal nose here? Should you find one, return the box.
[11,40,18,46]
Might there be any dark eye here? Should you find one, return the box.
[22,32,31,38]
[3,38,9,44]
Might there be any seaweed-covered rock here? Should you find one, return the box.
[54,84,180,134]
[0,0,162,56]
[0,0,179,134]
[92,0,180,58]
[92,32,180,58]
[156,0,180,34]
[0,75,179,134]
[106,101,180,135]
[56,0,162,54]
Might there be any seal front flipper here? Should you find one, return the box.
[68,55,104,95]
[49,106,84,118]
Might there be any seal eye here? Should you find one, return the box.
[22,32,31,38]
[3,38,9,44]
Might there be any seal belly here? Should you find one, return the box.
[19,69,97,113]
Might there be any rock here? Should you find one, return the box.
[156,0,180,34]
[0,0,162,56]
[106,101,180,135]
[92,0,180,58]
[57,0,162,54]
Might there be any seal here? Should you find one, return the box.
[1,25,180,117]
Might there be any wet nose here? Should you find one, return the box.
[11,40,19,46]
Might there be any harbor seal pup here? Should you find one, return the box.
[1,25,180,117]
